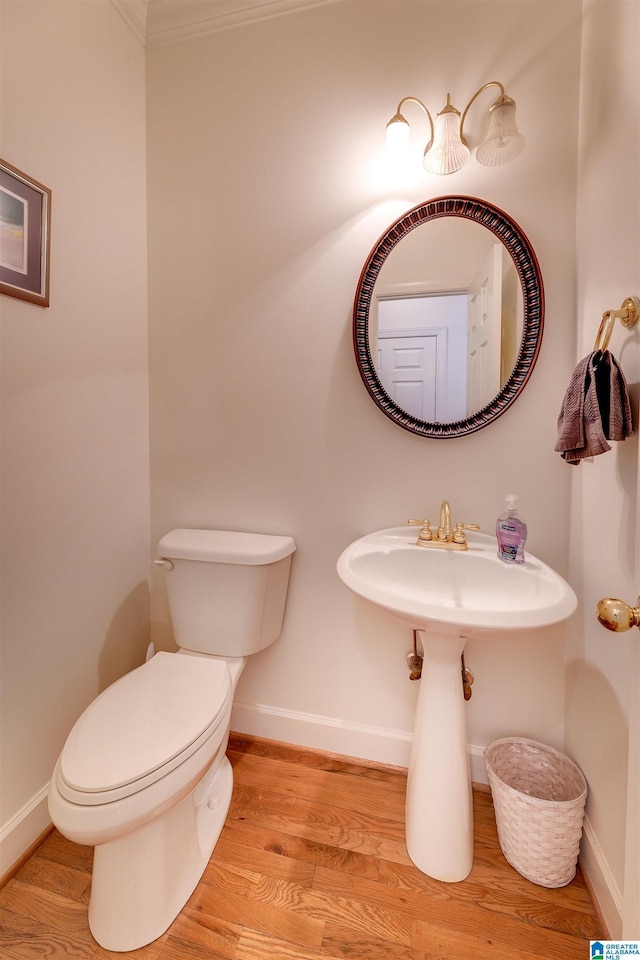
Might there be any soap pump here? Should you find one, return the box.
[496,494,527,564]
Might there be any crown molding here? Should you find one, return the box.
[110,0,340,48]
[146,0,339,47]
[110,0,148,46]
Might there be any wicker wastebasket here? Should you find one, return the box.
[485,737,587,888]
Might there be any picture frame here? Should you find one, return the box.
[0,158,51,307]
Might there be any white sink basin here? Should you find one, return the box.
[336,524,577,884]
[337,526,577,637]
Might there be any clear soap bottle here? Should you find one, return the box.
[496,494,527,564]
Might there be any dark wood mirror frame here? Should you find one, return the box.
[353,196,544,438]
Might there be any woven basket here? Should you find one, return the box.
[485,737,587,888]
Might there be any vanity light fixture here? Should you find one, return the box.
[385,81,525,175]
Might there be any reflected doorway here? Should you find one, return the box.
[376,294,466,421]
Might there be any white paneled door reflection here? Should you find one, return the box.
[377,330,440,421]
[377,293,467,422]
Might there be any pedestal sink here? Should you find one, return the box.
[336,526,577,882]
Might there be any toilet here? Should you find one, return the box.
[48,528,295,952]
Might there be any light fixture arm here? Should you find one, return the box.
[459,80,506,146]
[391,96,435,152]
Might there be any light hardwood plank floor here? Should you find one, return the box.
[0,734,604,959]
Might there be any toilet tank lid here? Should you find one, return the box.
[157,528,296,564]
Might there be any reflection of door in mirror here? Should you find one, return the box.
[372,221,522,424]
[376,295,466,421]
[466,244,502,414]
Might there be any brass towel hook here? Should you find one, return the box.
[593,296,640,352]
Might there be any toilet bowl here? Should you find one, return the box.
[48,529,295,952]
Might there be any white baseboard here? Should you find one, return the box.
[580,814,623,938]
[231,698,414,766]
[469,744,489,786]
[231,698,490,785]
[0,785,51,878]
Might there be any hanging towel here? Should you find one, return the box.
[555,350,633,464]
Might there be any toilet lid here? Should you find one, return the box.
[59,652,231,798]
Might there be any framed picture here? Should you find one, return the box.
[0,158,51,307]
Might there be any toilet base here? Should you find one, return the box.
[88,752,233,951]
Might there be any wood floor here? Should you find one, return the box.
[0,733,603,959]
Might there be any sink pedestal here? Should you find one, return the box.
[405,630,473,882]
[336,525,578,883]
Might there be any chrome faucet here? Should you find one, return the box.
[408,500,480,550]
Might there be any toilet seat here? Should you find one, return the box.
[58,652,232,806]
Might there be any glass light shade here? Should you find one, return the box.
[476,98,525,166]
[385,114,411,153]
[423,106,470,175]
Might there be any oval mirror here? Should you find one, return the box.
[353,196,544,438]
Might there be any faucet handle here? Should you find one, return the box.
[408,518,433,544]
[452,521,480,544]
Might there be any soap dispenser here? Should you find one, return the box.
[496,494,527,564]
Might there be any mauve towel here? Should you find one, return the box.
[555,350,633,464]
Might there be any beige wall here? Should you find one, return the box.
[568,0,640,935]
[0,1,150,872]
[147,0,581,774]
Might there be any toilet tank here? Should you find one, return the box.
[156,529,296,657]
